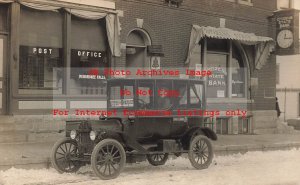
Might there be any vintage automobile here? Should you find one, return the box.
[51,78,217,180]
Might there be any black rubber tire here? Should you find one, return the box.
[91,139,126,180]
[188,135,213,169]
[146,147,169,166]
[51,138,81,173]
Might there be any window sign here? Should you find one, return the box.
[19,7,63,92]
[206,53,228,98]
[19,46,63,89]
[70,16,108,95]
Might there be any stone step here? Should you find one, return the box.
[0,122,34,132]
[0,116,15,124]
[0,131,29,143]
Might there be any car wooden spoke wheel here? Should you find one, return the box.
[91,139,126,180]
[146,147,169,166]
[51,138,81,173]
[188,135,213,169]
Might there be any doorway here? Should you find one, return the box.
[0,35,7,114]
[126,29,151,72]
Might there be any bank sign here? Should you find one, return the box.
[275,9,300,55]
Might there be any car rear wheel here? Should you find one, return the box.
[91,139,126,180]
[188,135,213,169]
[51,138,82,173]
[146,147,168,166]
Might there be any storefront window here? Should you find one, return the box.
[205,39,246,98]
[207,53,228,98]
[19,7,63,91]
[70,16,108,95]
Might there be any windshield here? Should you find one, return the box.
[189,83,203,108]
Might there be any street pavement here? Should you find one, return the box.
[2,149,300,185]
[0,132,300,170]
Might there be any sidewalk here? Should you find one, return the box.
[1,132,300,171]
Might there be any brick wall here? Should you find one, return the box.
[116,0,277,110]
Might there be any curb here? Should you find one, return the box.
[213,142,300,155]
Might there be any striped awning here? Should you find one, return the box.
[194,25,273,43]
[185,25,275,70]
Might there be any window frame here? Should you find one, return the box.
[17,6,111,97]
[238,117,251,134]
[18,6,64,94]
[197,39,248,99]
[216,118,229,135]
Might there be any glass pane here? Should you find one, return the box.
[0,5,8,32]
[243,118,249,133]
[110,86,121,100]
[239,118,249,134]
[20,7,62,47]
[137,82,154,109]
[207,39,228,53]
[156,80,172,109]
[71,16,107,50]
[222,119,228,134]
[238,118,243,134]
[19,46,63,89]
[232,45,245,98]
[174,82,188,108]
[206,53,228,98]
[216,119,222,134]
[19,7,63,91]
[70,16,108,95]
[190,83,203,106]
[232,59,245,98]
[109,85,134,108]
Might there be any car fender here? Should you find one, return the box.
[181,126,217,150]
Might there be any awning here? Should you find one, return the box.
[2,0,121,57]
[185,25,275,70]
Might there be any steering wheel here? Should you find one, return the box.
[137,99,147,109]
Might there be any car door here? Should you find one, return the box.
[171,80,189,137]
[134,80,155,141]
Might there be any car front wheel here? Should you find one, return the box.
[51,138,82,173]
[91,139,126,180]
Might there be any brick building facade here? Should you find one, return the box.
[115,0,278,134]
[0,0,279,140]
